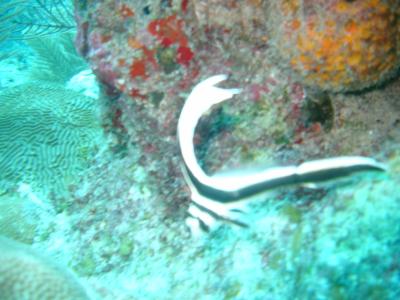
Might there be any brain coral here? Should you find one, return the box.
[0,83,102,195]
[267,0,400,92]
[0,236,89,300]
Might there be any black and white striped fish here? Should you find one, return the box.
[177,75,386,235]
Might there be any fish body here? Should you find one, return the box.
[177,75,386,234]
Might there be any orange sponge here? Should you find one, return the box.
[268,0,400,92]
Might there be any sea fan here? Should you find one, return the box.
[13,0,75,38]
[0,1,25,59]
[0,0,75,41]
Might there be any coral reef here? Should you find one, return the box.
[62,144,400,300]
[267,0,400,92]
[72,0,400,230]
[73,0,308,214]
[0,236,90,300]
[7,1,396,299]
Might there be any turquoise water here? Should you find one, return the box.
[0,1,399,300]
